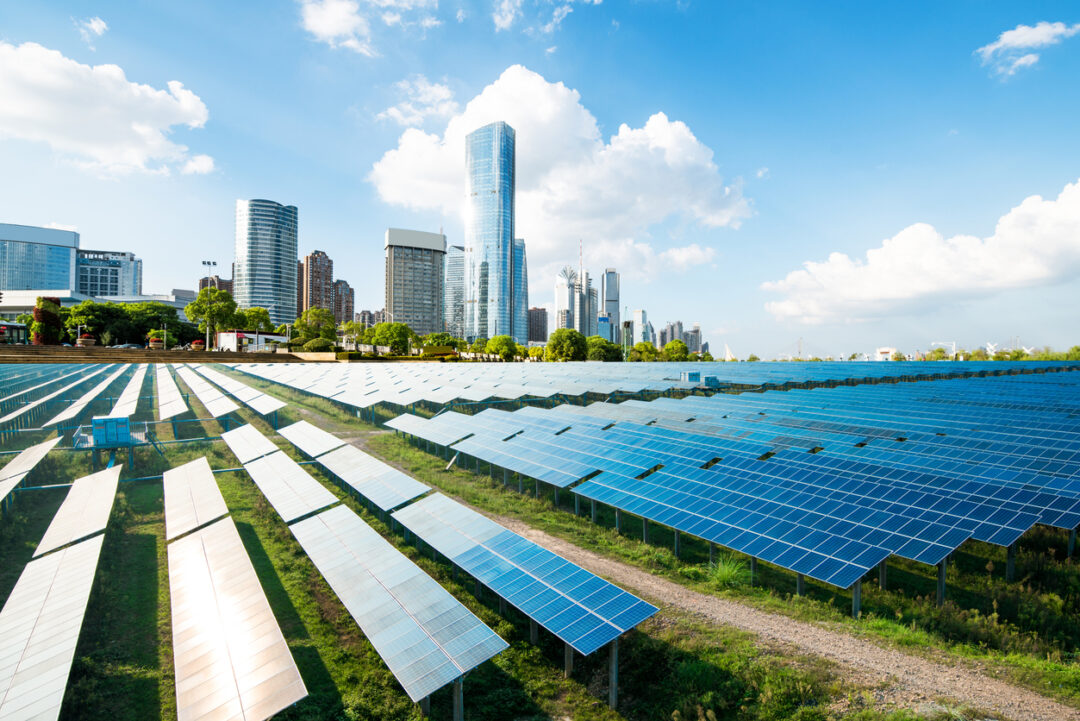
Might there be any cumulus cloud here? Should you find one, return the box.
[541,4,573,34]
[299,0,436,54]
[977,21,1080,76]
[493,0,524,30]
[762,178,1080,324]
[377,75,458,127]
[369,65,748,284]
[181,154,215,174]
[0,40,211,175]
[756,166,769,179]
[77,16,108,49]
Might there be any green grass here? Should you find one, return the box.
[0,376,933,721]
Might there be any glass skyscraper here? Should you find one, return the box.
[0,223,79,290]
[444,245,465,338]
[234,199,298,326]
[464,121,527,344]
[602,268,620,344]
[512,238,528,344]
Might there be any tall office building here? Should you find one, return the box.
[512,238,528,342]
[198,275,233,295]
[76,250,142,297]
[332,279,354,324]
[601,268,620,344]
[301,250,334,312]
[632,309,649,346]
[464,121,527,343]
[443,245,465,338]
[660,320,685,348]
[554,266,576,330]
[234,199,298,325]
[527,307,548,342]
[597,313,612,344]
[385,228,446,336]
[0,223,79,290]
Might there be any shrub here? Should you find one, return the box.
[303,337,333,352]
[709,554,751,588]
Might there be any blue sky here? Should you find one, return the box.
[1,1,1079,358]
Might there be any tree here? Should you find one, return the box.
[545,328,587,362]
[340,320,366,349]
[891,350,907,361]
[66,300,134,344]
[294,307,337,342]
[422,332,457,347]
[234,306,274,332]
[15,313,33,327]
[746,353,760,362]
[586,335,622,361]
[303,338,333,352]
[927,347,949,361]
[147,328,178,347]
[486,335,517,361]
[372,322,414,354]
[528,346,544,360]
[184,287,238,340]
[700,351,714,362]
[627,342,659,362]
[469,337,488,354]
[661,339,689,362]
[969,347,989,361]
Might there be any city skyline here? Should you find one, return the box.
[1,3,1078,357]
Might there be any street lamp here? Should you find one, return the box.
[202,260,216,349]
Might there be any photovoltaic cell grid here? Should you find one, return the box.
[107,364,148,418]
[316,445,429,512]
[393,494,657,655]
[43,365,129,427]
[34,465,120,558]
[221,423,280,464]
[289,505,508,702]
[389,371,1080,589]
[156,364,190,421]
[0,437,62,508]
[0,364,113,426]
[168,517,307,721]
[176,366,239,418]
[191,364,286,416]
[0,534,104,721]
[163,456,230,541]
[277,420,345,458]
[242,451,338,523]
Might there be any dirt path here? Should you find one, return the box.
[478,513,1077,721]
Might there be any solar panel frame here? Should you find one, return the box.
[242,451,339,523]
[220,423,280,464]
[315,444,429,512]
[277,420,346,458]
[163,456,230,541]
[34,465,120,558]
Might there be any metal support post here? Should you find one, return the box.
[452,677,463,721]
[503,467,509,485]
[709,542,715,565]
[591,500,597,522]
[608,638,619,708]
[614,508,621,533]
[499,597,506,615]
[420,697,430,717]
[796,574,805,596]
[554,488,559,506]
[1070,528,1076,558]
[518,475,524,493]
[564,643,573,678]
[535,479,539,498]
[852,579,862,618]
[936,559,947,607]
[529,619,539,645]
[878,560,887,590]
[642,518,649,543]
[750,557,757,585]
[673,531,680,558]
[1006,542,1016,582]
[475,580,482,598]
[574,495,580,515]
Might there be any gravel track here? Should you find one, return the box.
[487,514,1079,721]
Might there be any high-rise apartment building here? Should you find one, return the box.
[385,228,446,336]
[332,279,354,324]
[234,199,298,325]
[601,268,620,344]
[527,307,548,343]
[301,250,334,313]
[0,223,79,290]
[632,309,649,346]
[356,309,385,327]
[443,245,465,338]
[660,320,685,348]
[464,121,527,343]
[684,323,702,353]
[76,250,142,297]
[198,275,233,295]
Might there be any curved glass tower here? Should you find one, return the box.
[464,121,516,342]
[234,199,298,326]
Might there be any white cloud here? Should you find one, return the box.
[377,75,459,127]
[77,16,108,49]
[756,166,769,179]
[181,154,215,174]
[762,178,1080,324]
[300,0,374,55]
[976,21,1080,76]
[493,0,524,31]
[456,9,466,22]
[545,45,557,55]
[0,41,211,175]
[541,4,573,33]
[369,65,748,284]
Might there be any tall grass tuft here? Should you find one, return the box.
[709,553,751,589]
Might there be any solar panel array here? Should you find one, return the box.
[232,360,1079,414]
[391,370,1080,589]
[175,365,239,418]
[168,517,307,720]
[243,451,339,523]
[107,364,148,418]
[221,423,280,464]
[0,534,104,720]
[290,505,508,702]
[393,494,657,654]
[44,365,129,427]
[34,465,120,558]
[163,456,230,541]
[0,437,62,507]
[156,364,189,420]
[191,364,286,416]
[276,421,429,511]
[0,365,95,413]
[0,364,113,426]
